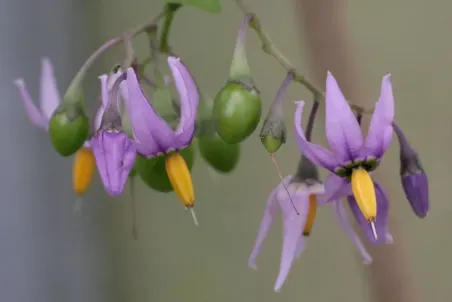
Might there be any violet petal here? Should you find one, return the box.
[248,180,282,270]
[318,173,351,205]
[347,181,391,245]
[324,71,363,162]
[274,197,309,292]
[332,200,372,264]
[125,68,170,156]
[168,57,199,145]
[294,101,339,171]
[363,75,394,159]
[14,79,47,129]
[90,131,136,196]
[39,58,61,121]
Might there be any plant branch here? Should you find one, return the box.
[159,3,182,53]
[233,0,371,114]
[67,11,166,94]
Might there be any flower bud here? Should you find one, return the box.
[260,72,294,153]
[136,143,196,192]
[213,14,262,144]
[48,88,89,156]
[393,122,429,218]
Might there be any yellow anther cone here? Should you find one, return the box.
[72,148,95,195]
[165,152,195,208]
[302,194,317,236]
[351,168,377,221]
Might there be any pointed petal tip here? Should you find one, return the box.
[248,262,258,270]
[14,78,25,87]
[294,100,305,107]
[274,285,282,293]
[383,73,392,81]
[98,74,108,80]
[167,56,181,64]
[41,57,52,67]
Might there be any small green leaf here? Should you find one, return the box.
[165,0,221,13]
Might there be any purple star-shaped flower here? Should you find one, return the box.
[294,72,395,242]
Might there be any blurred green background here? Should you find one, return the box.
[4,0,448,301]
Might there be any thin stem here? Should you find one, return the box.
[147,25,166,88]
[229,14,253,80]
[122,31,135,69]
[305,98,319,141]
[293,99,320,181]
[66,11,165,95]
[268,71,295,118]
[233,0,372,114]
[159,3,182,53]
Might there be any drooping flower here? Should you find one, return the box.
[125,57,199,212]
[14,58,97,197]
[250,98,371,292]
[248,155,372,292]
[14,59,128,199]
[393,122,429,218]
[294,72,395,242]
[90,71,136,196]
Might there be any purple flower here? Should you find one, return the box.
[248,175,371,292]
[90,72,136,196]
[14,58,61,131]
[294,72,395,241]
[13,58,121,149]
[393,122,429,218]
[124,56,199,157]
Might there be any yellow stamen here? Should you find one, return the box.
[351,167,377,221]
[165,152,195,208]
[72,148,95,195]
[302,194,317,236]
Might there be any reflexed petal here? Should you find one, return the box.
[364,74,394,158]
[90,131,136,196]
[319,173,351,204]
[347,181,391,245]
[332,200,372,264]
[325,72,363,162]
[14,79,47,129]
[294,101,339,171]
[39,58,61,120]
[274,198,310,292]
[168,57,199,145]
[294,236,306,260]
[125,68,173,156]
[248,178,284,269]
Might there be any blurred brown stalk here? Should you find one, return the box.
[295,0,421,301]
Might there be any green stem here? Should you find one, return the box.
[233,0,371,114]
[159,3,182,53]
[145,25,166,87]
[66,11,166,100]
